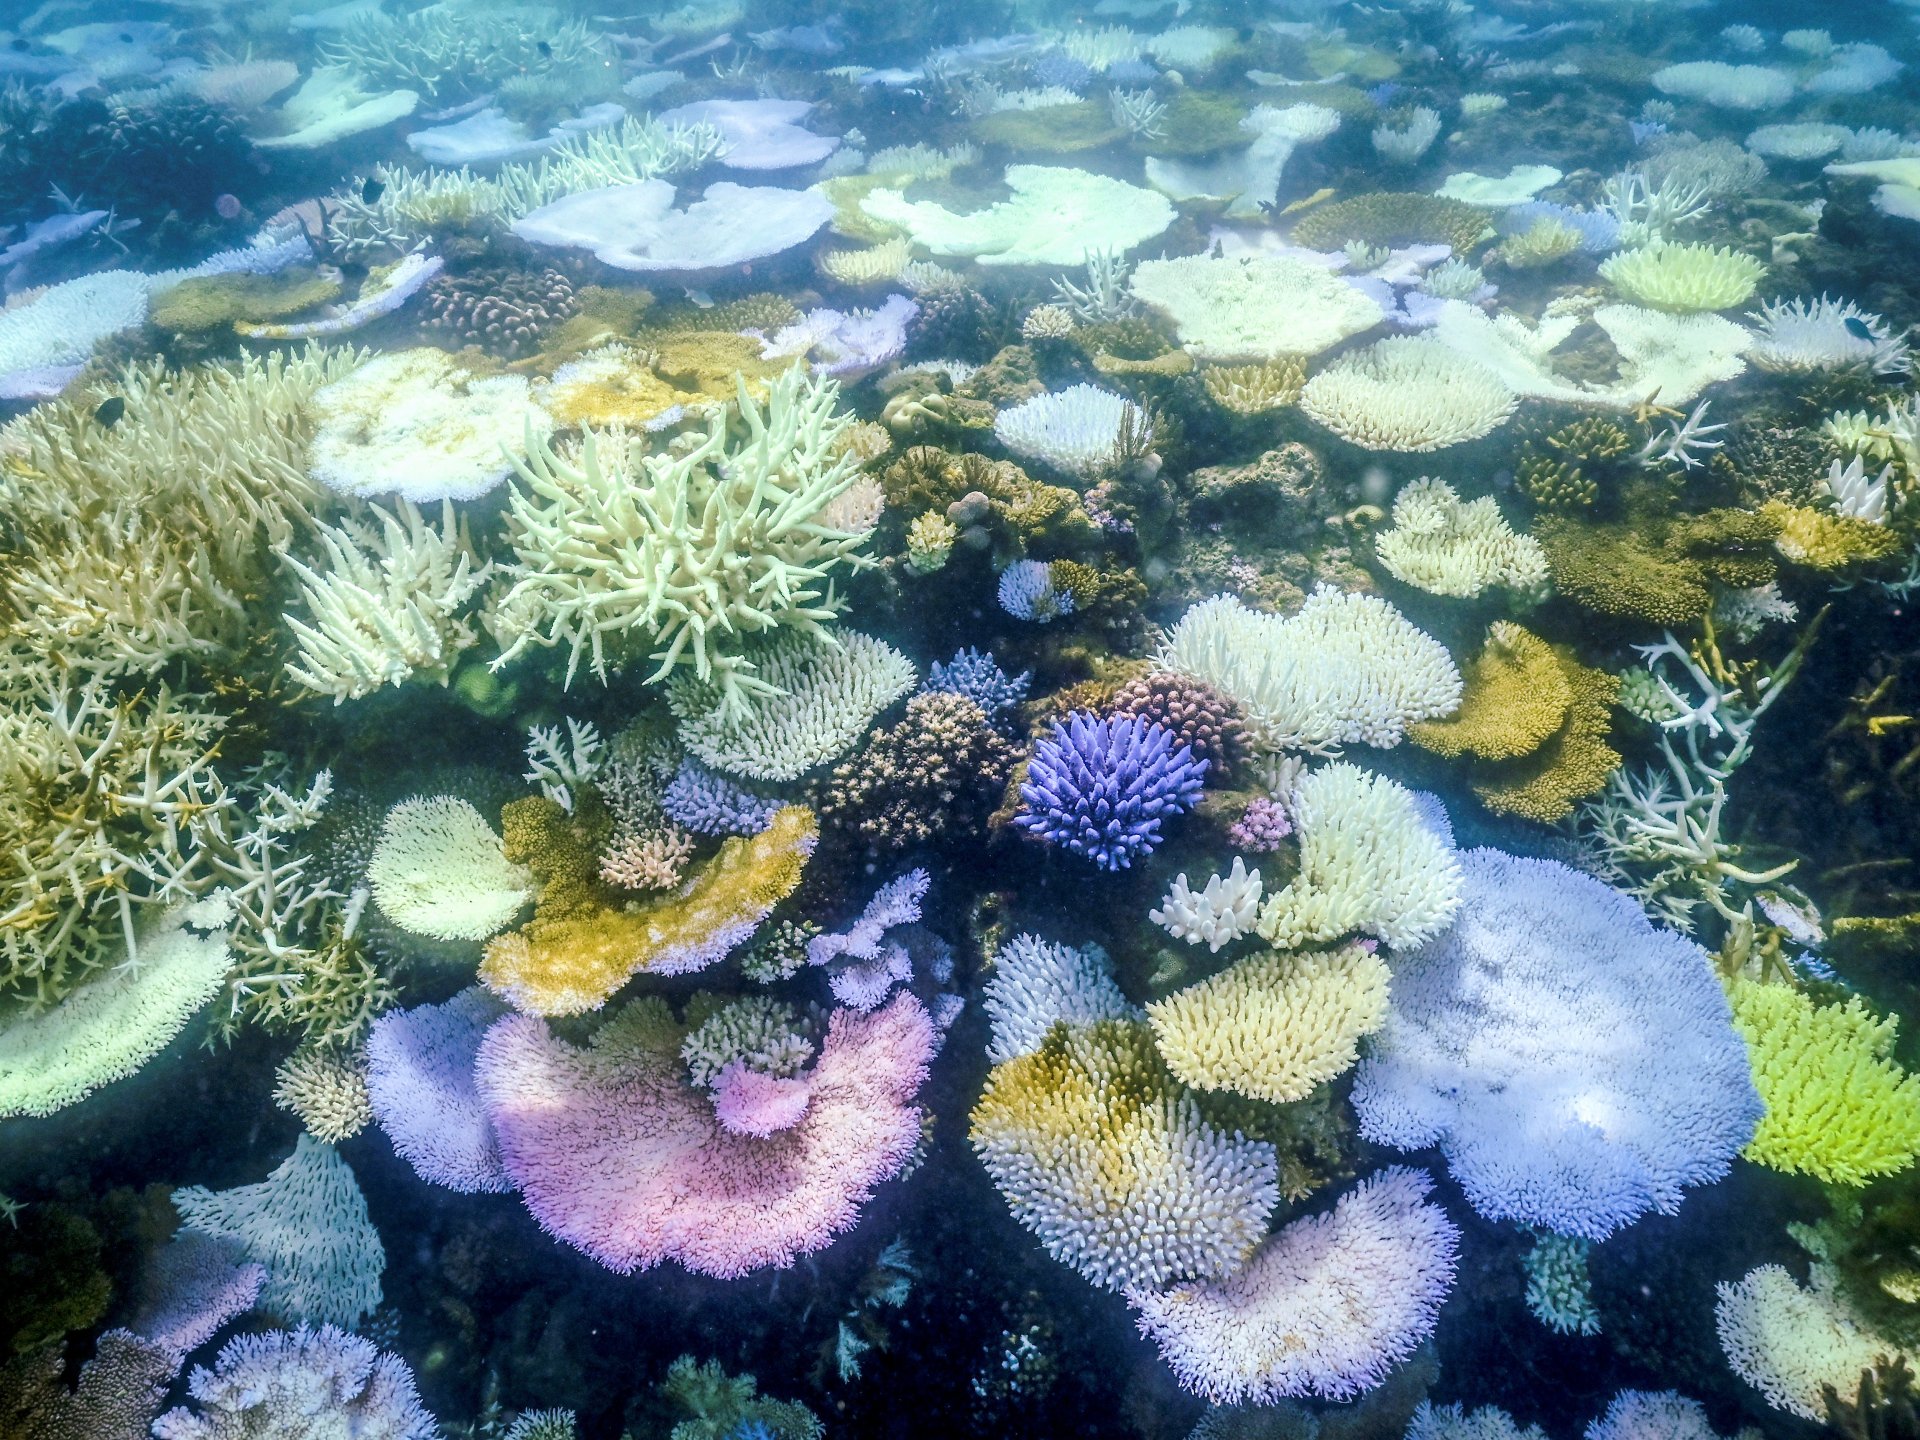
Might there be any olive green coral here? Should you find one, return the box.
[1290,192,1494,257]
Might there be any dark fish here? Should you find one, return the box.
[361,176,385,205]
[1844,316,1875,342]
[93,396,125,429]
[537,39,552,56]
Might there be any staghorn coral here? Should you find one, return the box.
[1147,943,1389,1103]
[480,798,816,1015]
[321,10,608,98]
[490,366,875,716]
[821,692,1016,851]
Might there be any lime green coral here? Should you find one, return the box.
[1730,977,1920,1186]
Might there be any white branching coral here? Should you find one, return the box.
[982,933,1133,1065]
[1747,295,1909,374]
[1150,859,1264,952]
[273,1043,373,1144]
[1300,337,1518,451]
[489,365,876,716]
[0,893,234,1118]
[666,629,915,781]
[1822,456,1892,523]
[1126,253,1384,361]
[1255,763,1463,951]
[1156,589,1462,754]
[1374,478,1549,598]
[367,797,532,943]
[284,500,490,703]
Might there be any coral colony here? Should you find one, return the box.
[4,1,1920,1439]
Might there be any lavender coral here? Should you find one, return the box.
[1017,713,1207,870]
[152,1325,438,1439]
[925,646,1031,721]
[365,988,513,1193]
[661,758,782,836]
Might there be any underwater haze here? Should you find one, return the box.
[2,0,1920,1436]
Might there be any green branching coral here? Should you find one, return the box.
[1290,192,1494,256]
[489,366,877,717]
[1730,978,1920,1187]
[658,1354,822,1440]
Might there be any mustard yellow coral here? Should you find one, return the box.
[481,800,817,1015]
[1763,501,1903,573]
[1412,623,1570,763]
[1410,624,1620,823]
[1145,944,1389,1104]
[1729,977,1920,1187]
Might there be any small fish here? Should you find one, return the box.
[683,287,715,308]
[536,39,552,56]
[1844,316,1875,342]
[92,396,125,429]
[361,176,385,205]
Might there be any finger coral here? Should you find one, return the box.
[1150,859,1265,953]
[1016,712,1208,870]
[1728,978,1920,1186]
[481,800,817,1015]
[1129,1167,1459,1403]
[474,991,934,1277]
[490,366,876,716]
[1147,943,1390,1103]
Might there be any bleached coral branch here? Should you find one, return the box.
[283,500,490,703]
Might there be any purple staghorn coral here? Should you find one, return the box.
[1017,713,1207,870]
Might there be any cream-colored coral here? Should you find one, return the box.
[1715,1264,1903,1419]
[368,796,533,942]
[1255,762,1462,951]
[600,823,696,891]
[1156,589,1462,754]
[906,512,958,574]
[1200,358,1306,414]
[1149,858,1264,952]
[1599,243,1767,313]
[490,366,876,716]
[819,237,914,286]
[1374,477,1548,598]
[1128,253,1384,362]
[1147,943,1389,1103]
[284,500,490,703]
[272,1042,372,1143]
[1300,337,1518,451]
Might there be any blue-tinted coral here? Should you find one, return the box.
[997,560,1073,624]
[662,758,780,836]
[925,647,1031,721]
[1501,201,1621,254]
[1016,713,1207,870]
[1029,50,1092,91]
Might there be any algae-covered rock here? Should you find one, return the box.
[973,101,1123,154]
[149,268,343,332]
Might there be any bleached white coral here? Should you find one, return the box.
[1126,253,1384,361]
[1584,1390,1728,1440]
[1592,304,1752,407]
[173,1134,385,1328]
[983,933,1134,1065]
[153,1323,435,1439]
[1150,858,1264,953]
[1372,107,1441,164]
[1300,337,1518,452]
[1156,589,1462,754]
[1745,123,1850,161]
[992,384,1149,479]
[274,1044,373,1144]
[1255,762,1462,951]
[665,629,915,781]
[1409,1402,1549,1440]
[1715,1264,1901,1419]
[307,348,552,502]
[283,500,490,702]
[0,894,233,1118]
[1599,243,1766,313]
[1822,456,1892,523]
[367,796,532,943]
[1129,1167,1459,1403]
[859,164,1174,267]
[489,365,875,715]
[1374,477,1548,598]
[1650,62,1796,110]
[1747,294,1909,375]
